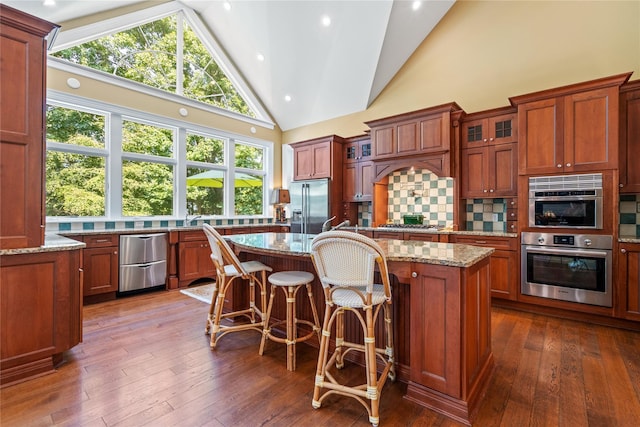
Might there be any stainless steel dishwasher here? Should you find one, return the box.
[119,233,167,294]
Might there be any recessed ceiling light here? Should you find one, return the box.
[43,0,56,6]
[256,53,264,62]
[321,15,331,27]
[284,95,292,102]
[223,2,231,11]
[412,1,422,11]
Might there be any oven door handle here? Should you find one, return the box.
[522,245,610,259]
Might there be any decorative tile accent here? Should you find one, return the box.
[620,194,640,236]
[465,199,507,232]
[386,169,454,227]
[46,217,276,232]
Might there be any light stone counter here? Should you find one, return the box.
[0,233,85,256]
[226,232,494,268]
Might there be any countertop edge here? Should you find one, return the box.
[1,234,86,256]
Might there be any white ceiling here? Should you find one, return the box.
[3,0,455,131]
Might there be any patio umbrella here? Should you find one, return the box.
[186,170,263,188]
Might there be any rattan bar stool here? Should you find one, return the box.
[259,270,321,371]
[310,230,395,427]
[202,224,271,349]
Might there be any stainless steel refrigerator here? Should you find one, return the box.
[289,178,330,234]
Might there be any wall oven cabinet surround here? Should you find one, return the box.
[343,135,373,202]
[291,135,345,181]
[617,242,640,321]
[521,232,612,308]
[511,73,631,175]
[619,80,640,193]
[528,173,603,229]
[365,102,463,161]
[0,5,58,250]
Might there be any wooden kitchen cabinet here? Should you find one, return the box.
[1,248,82,386]
[461,111,517,148]
[81,234,119,302]
[177,230,216,288]
[0,5,58,250]
[619,80,640,193]
[292,135,345,181]
[450,235,519,300]
[461,143,517,198]
[343,135,373,202]
[617,242,640,322]
[511,73,630,175]
[366,103,463,161]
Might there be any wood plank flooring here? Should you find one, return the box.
[1,289,639,426]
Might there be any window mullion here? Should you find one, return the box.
[109,114,123,219]
[176,11,184,96]
[226,138,235,217]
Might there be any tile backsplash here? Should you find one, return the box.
[620,194,640,237]
[465,199,508,232]
[386,169,454,227]
[46,217,274,233]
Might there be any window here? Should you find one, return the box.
[53,11,255,118]
[45,105,108,217]
[121,119,176,217]
[45,96,272,220]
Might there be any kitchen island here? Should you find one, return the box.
[226,232,494,425]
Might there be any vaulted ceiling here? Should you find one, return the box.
[4,0,455,131]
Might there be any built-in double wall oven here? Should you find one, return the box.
[522,173,612,307]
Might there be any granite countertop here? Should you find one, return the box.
[619,235,640,244]
[227,232,494,268]
[56,223,280,236]
[0,234,86,256]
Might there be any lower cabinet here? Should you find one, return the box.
[449,235,519,300]
[81,234,119,303]
[178,230,216,288]
[617,243,640,321]
[0,248,82,386]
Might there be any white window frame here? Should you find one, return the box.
[46,90,274,222]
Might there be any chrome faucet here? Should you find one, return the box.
[331,219,350,230]
[185,214,202,226]
[322,216,337,232]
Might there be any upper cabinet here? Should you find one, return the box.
[0,5,58,249]
[510,73,631,175]
[619,80,640,193]
[291,135,345,181]
[460,108,518,198]
[461,111,517,149]
[365,103,463,161]
[343,135,373,202]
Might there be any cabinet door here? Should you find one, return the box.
[83,246,119,296]
[344,141,359,164]
[617,243,640,321]
[179,240,215,282]
[405,233,440,242]
[293,145,313,180]
[461,147,488,198]
[419,113,449,152]
[343,162,357,201]
[564,86,618,172]
[488,114,517,145]
[311,141,331,178]
[0,18,52,249]
[518,98,562,175]
[620,88,640,192]
[487,249,518,300]
[461,118,486,149]
[489,143,517,196]
[371,126,395,158]
[397,120,419,155]
[359,161,373,201]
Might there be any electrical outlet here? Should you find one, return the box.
[492,213,499,222]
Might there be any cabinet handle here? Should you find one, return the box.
[96,239,110,243]
[510,224,516,229]
[489,137,494,142]
[620,183,624,188]
[557,164,562,168]
[475,240,487,244]
[621,248,627,253]
[489,189,494,192]
[510,213,515,217]
[566,163,572,167]
[114,251,117,255]
[510,201,515,206]
[411,272,418,278]
[483,189,488,193]
[483,138,488,142]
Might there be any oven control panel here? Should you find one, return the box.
[553,235,575,245]
[523,232,612,250]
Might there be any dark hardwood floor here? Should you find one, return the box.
[1,289,639,427]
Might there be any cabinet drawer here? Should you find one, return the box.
[83,234,118,248]
[452,235,517,251]
[119,260,167,292]
[179,230,207,241]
